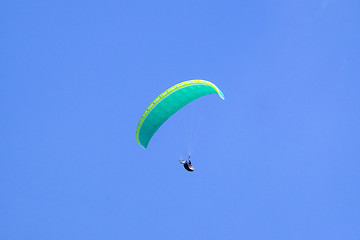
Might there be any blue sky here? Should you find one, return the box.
[1,0,360,239]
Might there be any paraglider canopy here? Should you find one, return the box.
[136,80,224,148]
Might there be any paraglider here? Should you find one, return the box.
[135,79,224,171]
[179,154,194,171]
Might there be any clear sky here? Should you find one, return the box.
[1,0,360,239]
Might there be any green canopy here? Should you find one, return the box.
[136,80,225,148]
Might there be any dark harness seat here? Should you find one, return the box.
[184,162,194,171]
